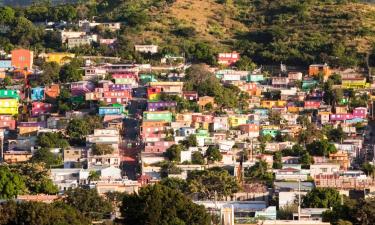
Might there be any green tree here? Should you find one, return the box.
[65,188,113,220]
[361,162,375,178]
[10,163,58,195]
[187,167,240,200]
[0,201,90,225]
[165,144,184,162]
[160,177,188,193]
[192,151,205,165]
[327,127,346,142]
[37,132,69,149]
[235,55,257,71]
[181,134,198,147]
[244,160,274,186]
[66,118,90,145]
[205,145,222,163]
[306,140,337,156]
[31,148,62,167]
[0,166,26,199]
[88,171,100,182]
[277,204,298,220]
[59,59,83,83]
[40,61,60,85]
[302,188,341,208]
[121,184,211,225]
[268,110,282,125]
[91,143,114,155]
[273,151,282,169]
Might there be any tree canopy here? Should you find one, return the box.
[121,184,211,225]
[302,187,341,208]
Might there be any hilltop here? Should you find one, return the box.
[2,0,375,68]
[90,0,375,67]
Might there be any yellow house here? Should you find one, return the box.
[228,115,248,128]
[45,52,75,65]
[287,106,301,113]
[261,100,287,109]
[341,78,369,89]
[0,99,19,115]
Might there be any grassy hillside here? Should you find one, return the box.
[2,0,375,67]
[98,0,375,67]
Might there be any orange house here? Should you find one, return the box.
[329,151,349,170]
[11,49,34,70]
[45,84,60,99]
[309,64,331,78]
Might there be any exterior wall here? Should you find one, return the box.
[309,64,331,77]
[46,53,75,65]
[11,49,34,70]
[0,60,11,69]
[134,45,158,54]
[217,52,240,65]
[31,87,45,101]
[0,99,19,115]
[143,111,173,122]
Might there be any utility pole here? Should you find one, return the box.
[298,178,301,221]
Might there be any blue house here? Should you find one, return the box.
[31,87,45,101]
[0,60,11,70]
[99,106,124,116]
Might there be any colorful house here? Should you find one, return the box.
[11,49,34,70]
[18,121,46,136]
[31,102,52,117]
[302,79,318,90]
[113,73,138,86]
[99,105,125,116]
[147,87,162,101]
[0,89,20,100]
[261,100,287,109]
[149,82,184,96]
[308,64,331,77]
[0,115,16,130]
[183,91,198,101]
[139,74,157,85]
[143,111,173,122]
[247,74,264,83]
[342,77,369,89]
[70,81,95,96]
[0,60,12,70]
[261,125,280,137]
[217,52,240,66]
[45,52,75,65]
[0,99,19,115]
[198,96,215,109]
[31,87,45,101]
[330,114,354,122]
[228,115,248,128]
[147,101,177,111]
[304,101,321,109]
[45,84,60,99]
[353,107,367,119]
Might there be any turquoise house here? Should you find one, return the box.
[31,87,45,101]
[247,74,264,83]
[261,127,280,137]
[302,79,318,90]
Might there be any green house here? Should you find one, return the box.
[260,128,280,137]
[302,80,318,90]
[247,74,264,83]
[0,89,20,100]
[143,111,172,122]
[139,74,157,85]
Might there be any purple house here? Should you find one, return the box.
[70,81,95,96]
[109,84,132,91]
[147,101,177,111]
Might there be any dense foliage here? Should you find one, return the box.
[121,184,211,225]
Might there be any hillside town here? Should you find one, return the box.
[0,2,375,225]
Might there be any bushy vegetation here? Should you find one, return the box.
[1,0,374,67]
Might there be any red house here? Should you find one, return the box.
[217,52,240,66]
[0,115,16,130]
[304,101,321,109]
[31,102,52,117]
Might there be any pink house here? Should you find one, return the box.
[330,114,354,122]
[217,52,240,66]
[144,141,175,153]
[352,107,367,119]
[0,115,16,130]
[192,114,214,123]
[31,102,52,117]
[304,101,321,109]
